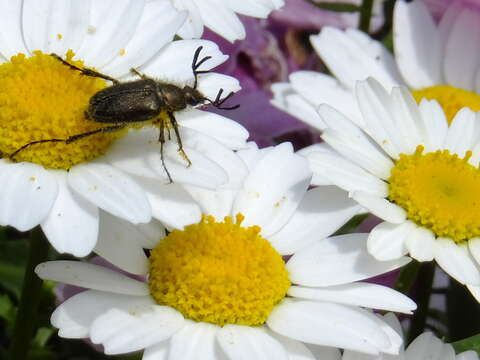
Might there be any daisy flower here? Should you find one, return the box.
[35,143,416,358]
[171,0,285,43]
[0,0,247,257]
[306,77,480,300]
[337,313,478,360]
[272,0,480,131]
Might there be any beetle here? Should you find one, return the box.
[9,46,239,182]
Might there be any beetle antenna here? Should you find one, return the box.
[192,46,212,89]
[202,89,240,110]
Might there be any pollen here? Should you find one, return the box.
[0,51,124,170]
[148,214,291,326]
[388,145,480,242]
[412,85,480,124]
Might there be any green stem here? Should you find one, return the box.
[394,260,421,294]
[9,227,50,360]
[359,0,374,33]
[407,262,435,343]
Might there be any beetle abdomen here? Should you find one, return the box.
[88,79,161,123]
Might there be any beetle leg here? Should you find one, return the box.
[168,112,191,167]
[9,124,127,160]
[158,117,173,183]
[50,53,120,84]
[130,68,148,79]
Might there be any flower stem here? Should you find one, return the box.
[9,226,50,360]
[394,260,421,294]
[407,262,435,343]
[359,0,374,33]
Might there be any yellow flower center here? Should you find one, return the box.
[411,85,480,124]
[0,51,125,170]
[388,145,480,242]
[148,214,291,326]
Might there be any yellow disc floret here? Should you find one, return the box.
[388,145,480,242]
[412,85,480,124]
[148,214,290,326]
[0,51,124,170]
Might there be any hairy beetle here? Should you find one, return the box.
[9,46,239,182]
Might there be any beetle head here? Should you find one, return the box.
[183,86,205,106]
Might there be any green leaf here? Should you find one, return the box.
[312,1,360,12]
[333,213,369,235]
[453,334,480,354]
[28,347,57,360]
[33,327,56,347]
[0,238,29,298]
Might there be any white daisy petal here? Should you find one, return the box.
[195,0,245,42]
[0,0,27,59]
[444,107,477,156]
[104,1,186,77]
[133,218,166,249]
[0,162,58,231]
[297,143,334,186]
[183,186,235,221]
[393,0,441,88]
[288,283,416,314]
[174,0,204,39]
[196,73,241,102]
[373,314,403,356]
[468,237,480,267]
[74,0,145,68]
[367,221,414,261]
[289,71,361,125]
[22,0,90,55]
[148,144,229,189]
[233,142,312,236]
[405,225,436,262]
[143,341,169,360]
[306,152,388,197]
[389,87,423,154]
[351,191,406,224]
[456,351,479,360]
[418,99,448,152]
[169,320,220,360]
[177,109,248,150]
[269,186,362,255]
[270,333,318,360]
[141,39,227,85]
[311,28,398,91]
[51,290,144,338]
[138,179,202,230]
[287,234,411,287]
[41,171,99,257]
[106,128,228,188]
[444,9,480,91]
[94,212,150,275]
[181,128,249,189]
[267,300,391,354]
[355,79,402,158]
[434,238,480,286]
[68,162,151,224]
[35,261,149,295]
[306,345,342,360]
[405,333,455,360]
[319,105,393,180]
[344,28,403,85]
[381,312,403,338]
[217,325,288,360]
[224,0,274,18]
[91,304,184,355]
[281,93,326,130]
